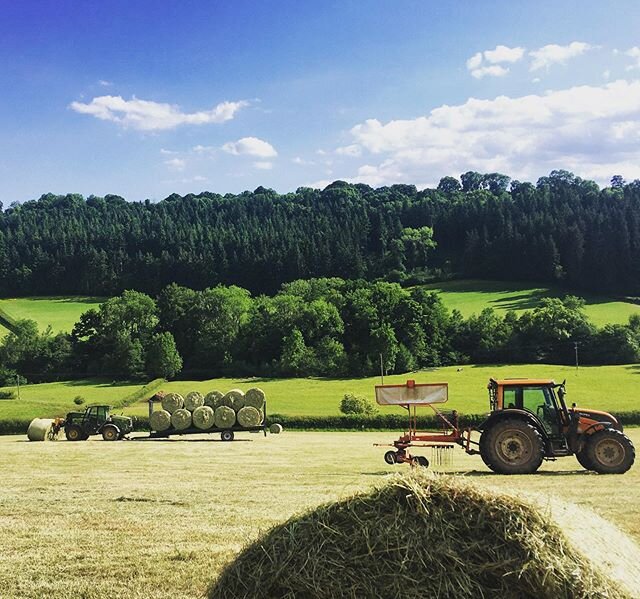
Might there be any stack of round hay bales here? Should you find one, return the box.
[208,473,623,599]
[149,387,271,433]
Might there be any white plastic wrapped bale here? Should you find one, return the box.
[171,408,192,430]
[184,391,205,412]
[162,392,184,414]
[269,423,283,434]
[237,406,263,428]
[204,390,224,409]
[214,405,236,429]
[150,409,172,432]
[26,418,55,441]
[192,406,215,430]
[244,387,266,411]
[221,389,245,411]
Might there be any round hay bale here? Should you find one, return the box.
[149,409,172,432]
[204,390,224,409]
[237,406,262,428]
[184,391,205,412]
[208,474,623,599]
[269,423,283,434]
[161,392,184,414]
[244,387,266,411]
[192,406,215,430]
[27,418,55,442]
[221,389,245,411]
[171,408,192,431]
[214,405,236,429]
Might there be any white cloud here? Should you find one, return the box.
[222,136,277,158]
[160,148,178,155]
[335,144,362,157]
[253,161,274,170]
[471,65,509,79]
[625,47,640,70]
[529,41,592,71]
[164,158,186,171]
[466,45,524,78]
[98,80,113,87]
[192,144,217,154]
[603,70,611,80]
[341,79,640,187]
[69,95,248,130]
[293,156,315,165]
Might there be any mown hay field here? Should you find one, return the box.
[0,430,638,599]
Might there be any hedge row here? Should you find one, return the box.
[2,411,640,436]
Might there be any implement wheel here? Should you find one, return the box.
[413,456,429,468]
[480,419,544,474]
[586,429,635,474]
[221,430,234,442]
[384,451,397,465]
[65,425,84,442]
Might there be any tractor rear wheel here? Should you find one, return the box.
[575,447,595,471]
[102,425,119,441]
[65,425,83,442]
[586,428,635,474]
[480,419,544,474]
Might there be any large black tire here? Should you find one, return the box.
[479,419,545,474]
[65,425,83,442]
[575,447,595,471]
[586,428,635,474]
[102,425,119,441]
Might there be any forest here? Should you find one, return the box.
[1,170,640,297]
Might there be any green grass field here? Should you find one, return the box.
[0,430,638,598]
[0,296,104,335]
[3,363,638,423]
[422,279,640,326]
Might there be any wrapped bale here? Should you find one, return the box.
[209,474,623,599]
[221,389,245,411]
[193,406,215,430]
[204,390,224,409]
[27,418,55,442]
[150,409,172,432]
[184,391,205,412]
[162,392,184,414]
[269,423,283,435]
[214,405,236,429]
[237,406,263,428]
[171,408,192,431]
[244,387,266,411]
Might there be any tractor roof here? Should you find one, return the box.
[491,378,555,387]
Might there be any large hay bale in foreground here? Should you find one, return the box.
[149,410,172,432]
[161,392,184,414]
[221,389,245,411]
[204,390,224,409]
[236,406,262,428]
[244,387,265,411]
[184,391,204,412]
[26,418,55,441]
[171,408,192,430]
[214,405,236,429]
[209,474,625,599]
[192,406,215,430]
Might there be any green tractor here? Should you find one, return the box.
[64,405,133,441]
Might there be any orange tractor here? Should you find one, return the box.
[376,378,635,474]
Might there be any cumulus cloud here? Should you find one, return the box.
[69,95,248,130]
[222,136,277,158]
[529,42,592,71]
[335,144,363,157]
[253,161,274,170]
[466,45,524,78]
[340,79,640,187]
[164,157,186,171]
[625,47,640,70]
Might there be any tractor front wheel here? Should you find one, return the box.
[102,425,119,441]
[65,425,83,442]
[480,419,544,474]
[575,447,594,471]
[586,429,635,474]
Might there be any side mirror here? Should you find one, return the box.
[571,402,577,409]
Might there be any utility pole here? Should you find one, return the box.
[379,353,385,385]
[16,374,20,400]
[574,341,579,371]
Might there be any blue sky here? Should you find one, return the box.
[1,0,640,203]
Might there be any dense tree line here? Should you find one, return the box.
[1,279,639,385]
[2,171,640,297]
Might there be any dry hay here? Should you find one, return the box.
[269,423,283,435]
[184,391,205,412]
[214,405,236,429]
[244,387,266,411]
[26,418,55,441]
[149,410,172,432]
[170,408,192,430]
[161,392,184,414]
[221,389,245,411]
[208,473,627,599]
[192,406,215,430]
[236,406,262,428]
[204,390,224,409]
